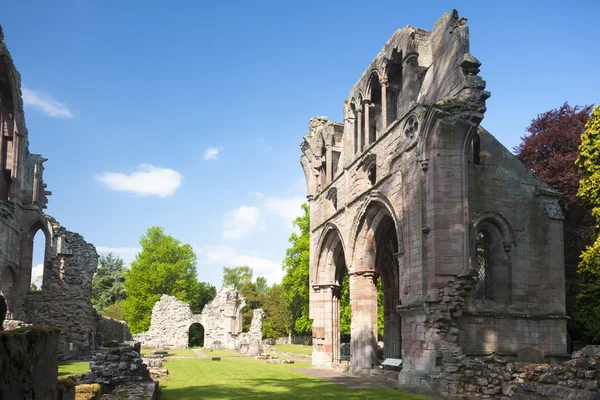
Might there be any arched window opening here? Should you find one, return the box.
[475,231,490,300]
[368,163,377,186]
[473,133,481,165]
[0,266,16,318]
[30,229,46,292]
[189,323,205,347]
[386,49,403,125]
[369,77,382,144]
[351,103,359,155]
[360,103,366,152]
[0,64,15,201]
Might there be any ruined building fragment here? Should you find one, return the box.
[0,26,101,357]
[300,10,567,390]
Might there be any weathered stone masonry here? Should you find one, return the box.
[134,287,264,355]
[0,26,101,357]
[300,9,567,392]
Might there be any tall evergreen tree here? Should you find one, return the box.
[92,253,127,313]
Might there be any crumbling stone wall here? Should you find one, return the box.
[97,315,132,345]
[0,26,103,359]
[425,345,600,399]
[238,308,265,356]
[133,294,199,349]
[300,9,567,394]
[134,287,264,352]
[200,285,246,350]
[0,326,61,400]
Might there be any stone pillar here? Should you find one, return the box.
[311,284,339,366]
[349,271,378,371]
[380,78,388,129]
[356,109,363,152]
[326,144,333,183]
[363,101,371,148]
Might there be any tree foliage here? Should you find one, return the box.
[515,103,595,338]
[575,105,600,342]
[222,266,253,291]
[103,301,126,321]
[122,226,216,333]
[281,203,312,335]
[92,253,127,313]
[262,283,292,339]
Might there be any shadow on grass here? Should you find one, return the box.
[58,361,90,377]
[160,377,434,400]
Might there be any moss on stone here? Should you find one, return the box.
[75,383,101,400]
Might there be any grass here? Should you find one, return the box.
[274,344,313,355]
[58,361,90,376]
[201,348,243,357]
[160,357,434,400]
[140,348,197,357]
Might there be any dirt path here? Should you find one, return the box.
[191,348,209,358]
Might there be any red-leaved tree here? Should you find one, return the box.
[514,103,595,339]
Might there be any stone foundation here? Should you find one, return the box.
[423,345,600,399]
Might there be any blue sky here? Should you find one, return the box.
[4,0,599,288]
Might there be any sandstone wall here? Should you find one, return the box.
[0,326,61,400]
[200,286,245,350]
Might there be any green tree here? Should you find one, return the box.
[262,283,292,339]
[103,301,126,321]
[575,105,600,342]
[122,226,215,333]
[92,253,127,313]
[222,266,253,290]
[282,203,312,335]
[515,103,595,338]
[255,276,268,295]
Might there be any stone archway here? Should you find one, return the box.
[188,323,205,347]
[349,201,402,372]
[312,225,347,366]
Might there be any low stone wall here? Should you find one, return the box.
[0,326,61,400]
[263,336,313,346]
[430,345,600,398]
[97,315,132,345]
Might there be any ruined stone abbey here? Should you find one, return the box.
[300,10,567,386]
[0,27,129,358]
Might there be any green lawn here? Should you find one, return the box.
[58,361,90,376]
[160,357,433,400]
[274,344,313,355]
[201,348,243,357]
[140,349,197,357]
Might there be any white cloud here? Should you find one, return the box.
[222,205,263,239]
[202,245,283,285]
[263,196,305,222]
[203,147,221,160]
[30,263,44,284]
[96,246,141,265]
[96,164,182,197]
[22,88,73,118]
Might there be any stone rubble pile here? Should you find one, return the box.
[78,344,150,386]
[141,354,168,381]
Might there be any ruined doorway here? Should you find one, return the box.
[188,323,205,347]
